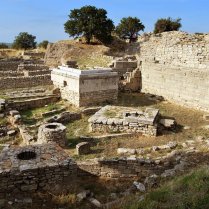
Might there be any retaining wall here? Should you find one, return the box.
[0,75,53,90]
[139,31,209,111]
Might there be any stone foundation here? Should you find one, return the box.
[8,95,60,111]
[77,157,172,178]
[0,143,77,193]
[0,75,52,90]
[0,59,52,90]
[89,106,159,136]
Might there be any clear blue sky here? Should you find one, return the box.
[0,0,209,43]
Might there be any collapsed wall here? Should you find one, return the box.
[139,31,209,111]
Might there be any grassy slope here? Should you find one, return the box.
[120,166,209,209]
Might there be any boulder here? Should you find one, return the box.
[77,190,91,202]
[7,130,16,136]
[13,114,22,123]
[0,113,5,118]
[161,169,176,178]
[167,141,178,149]
[88,198,102,208]
[144,174,159,188]
[160,118,176,129]
[203,114,209,121]
[133,181,146,192]
[117,148,136,155]
[9,110,20,117]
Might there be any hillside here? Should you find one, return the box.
[44,38,139,68]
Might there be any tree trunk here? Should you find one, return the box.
[85,35,91,44]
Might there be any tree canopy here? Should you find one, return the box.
[38,40,49,49]
[0,43,9,49]
[154,17,182,34]
[12,32,36,50]
[116,17,145,43]
[64,5,115,44]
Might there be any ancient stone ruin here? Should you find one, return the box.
[139,31,209,111]
[89,105,159,136]
[51,66,118,107]
[0,143,76,193]
[37,123,67,147]
[110,56,138,77]
[0,59,52,90]
[0,30,209,208]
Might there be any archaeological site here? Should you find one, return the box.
[1,1,209,209]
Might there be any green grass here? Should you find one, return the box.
[21,103,63,125]
[66,116,90,148]
[104,109,118,118]
[119,166,209,209]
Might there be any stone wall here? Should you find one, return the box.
[37,123,67,147]
[0,75,52,90]
[51,67,118,107]
[8,95,59,111]
[0,71,24,77]
[80,89,118,107]
[89,106,159,137]
[90,123,157,136]
[119,68,141,92]
[139,31,209,111]
[0,59,52,90]
[112,60,138,77]
[77,157,172,178]
[0,143,77,193]
[17,63,49,71]
[0,59,22,71]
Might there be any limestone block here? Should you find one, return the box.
[76,142,91,155]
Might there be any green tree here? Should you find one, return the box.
[154,17,182,34]
[12,32,36,50]
[64,5,114,44]
[38,40,49,49]
[116,17,145,43]
[0,43,9,49]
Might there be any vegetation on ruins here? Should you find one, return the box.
[0,43,9,49]
[119,166,209,209]
[12,32,37,50]
[154,17,182,34]
[116,17,145,43]
[38,40,49,49]
[64,5,115,44]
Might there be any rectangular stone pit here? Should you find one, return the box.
[0,143,77,193]
[88,105,159,136]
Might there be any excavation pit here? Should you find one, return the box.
[45,124,58,129]
[17,151,37,161]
